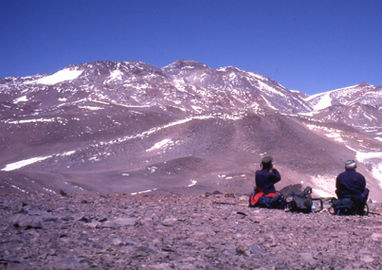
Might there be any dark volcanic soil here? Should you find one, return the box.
[1,190,382,269]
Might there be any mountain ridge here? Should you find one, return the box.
[1,60,382,201]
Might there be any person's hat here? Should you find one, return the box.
[345,160,357,169]
[261,156,273,165]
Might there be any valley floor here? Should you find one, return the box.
[0,190,381,269]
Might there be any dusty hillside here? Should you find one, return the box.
[1,190,381,269]
[2,60,382,201]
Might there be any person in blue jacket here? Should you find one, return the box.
[249,156,285,208]
[335,160,369,214]
[255,156,281,194]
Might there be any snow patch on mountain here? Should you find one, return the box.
[248,71,268,81]
[130,188,158,196]
[92,114,231,149]
[27,68,83,85]
[258,81,286,98]
[348,148,382,162]
[146,138,173,152]
[1,150,76,172]
[6,118,58,124]
[78,105,104,111]
[310,175,335,197]
[13,95,28,104]
[109,69,124,81]
[305,124,345,142]
[372,163,382,188]
[1,155,52,171]
[262,96,277,110]
[310,92,332,111]
[188,179,197,187]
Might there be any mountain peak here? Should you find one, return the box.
[217,66,242,72]
[357,82,372,87]
[163,59,208,70]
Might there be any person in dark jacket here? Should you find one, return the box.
[255,156,281,194]
[335,160,369,214]
[249,156,285,209]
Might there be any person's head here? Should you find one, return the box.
[261,156,273,170]
[345,160,357,170]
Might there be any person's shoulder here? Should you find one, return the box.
[355,171,366,178]
[256,169,267,175]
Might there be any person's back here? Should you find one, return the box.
[249,156,285,209]
[335,160,368,214]
[336,170,365,200]
[255,166,281,194]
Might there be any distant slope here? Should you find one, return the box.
[1,60,382,201]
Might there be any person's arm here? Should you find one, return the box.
[269,168,281,184]
[359,174,367,202]
[361,175,366,191]
[335,175,341,198]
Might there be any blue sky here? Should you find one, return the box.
[1,0,381,94]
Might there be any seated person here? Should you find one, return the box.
[335,160,369,215]
[249,156,285,209]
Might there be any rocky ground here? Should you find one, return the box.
[0,190,382,270]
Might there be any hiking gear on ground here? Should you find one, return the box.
[331,188,369,215]
[286,186,313,213]
[249,187,286,209]
[248,192,287,209]
[330,198,369,215]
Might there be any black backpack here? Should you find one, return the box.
[331,198,355,215]
[331,198,368,215]
[287,186,313,213]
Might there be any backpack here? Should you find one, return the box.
[249,190,287,209]
[331,198,356,215]
[287,186,313,213]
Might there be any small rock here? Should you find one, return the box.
[78,216,92,223]
[161,217,178,227]
[370,232,382,240]
[113,217,138,226]
[162,246,175,252]
[59,189,68,197]
[112,238,124,246]
[239,195,249,201]
[10,214,43,230]
[361,255,374,263]
[235,247,247,256]
[249,245,265,255]
[149,263,171,269]
[299,252,316,264]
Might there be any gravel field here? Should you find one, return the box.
[1,190,381,269]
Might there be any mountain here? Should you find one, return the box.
[303,83,382,140]
[305,83,382,110]
[1,60,382,201]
